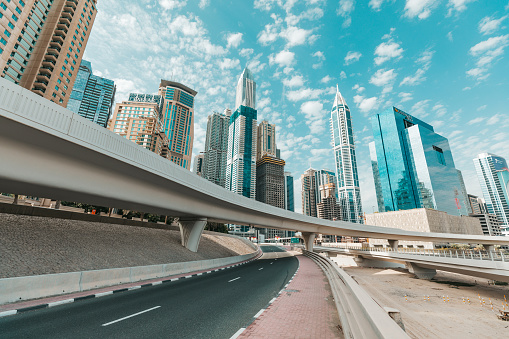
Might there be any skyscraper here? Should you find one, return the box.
[314,169,337,204]
[67,59,115,128]
[474,153,509,231]
[1,0,98,107]
[301,168,317,217]
[255,155,285,208]
[202,109,230,187]
[257,120,276,159]
[317,183,341,221]
[370,106,468,216]
[369,142,385,213]
[194,153,205,177]
[330,86,363,223]
[226,67,257,199]
[158,80,197,170]
[284,172,294,212]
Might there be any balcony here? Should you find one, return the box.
[39,66,54,74]
[59,17,71,26]
[34,80,49,87]
[45,53,58,61]
[55,28,68,35]
[32,87,46,96]
[42,59,56,67]
[61,11,72,20]
[50,39,63,47]
[53,34,65,43]
[36,73,50,81]
[65,1,77,10]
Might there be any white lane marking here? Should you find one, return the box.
[170,278,179,282]
[96,291,114,297]
[0,310,17,318]
[153,281,162,285]
[128,286,141,290]
[228,277,241,283]
[48,299,74,307]
[254,309,265,318]
[270,262,273,265]
[102,306,161,326]
[269,297,277,304]
[206,271,211,274]
[185,275,192,279]
[197,273,203,276]
[230,327,246,339]
[258,268,263,271]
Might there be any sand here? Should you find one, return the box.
[337,258,509,338]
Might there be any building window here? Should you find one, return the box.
[0,3,6,10]
[8,22,14,29]
[433,145,446,166]
[0,37,6,45]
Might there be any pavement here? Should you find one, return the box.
[0,245,300,339]
[237,252,342,339]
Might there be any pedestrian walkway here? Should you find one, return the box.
[239,254,341,338]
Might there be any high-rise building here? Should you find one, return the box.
[474,153,509,230]
[314,169,337,204]
[317,183,341,221]
[158,80,197,170]
[330,86,363,223]
[370,106,468,216]
[369,142,385,213]
[301,168,317,217]
[256,155,285,208]
[257,120,276,160]
[284,172,294,212]
[67,59,115,128]
[1,0,98,107]
[468,194,487,215]
[226,67,257,199]
[194,153,205,177]
[202,109,230,187]
[108,94,169,158]
[457,170,471,214]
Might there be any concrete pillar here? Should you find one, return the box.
[12,194,18,205]
[302,232,315,252]
[406,262,436,280]
[388,240,399,250]
[179,218,207,252]
[484,244,495,252]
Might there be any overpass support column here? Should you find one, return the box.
[484,245,495,252]
[179,218,207,252]
[406,262,436,280]
[302,232,315,252]
[388,240,399,251]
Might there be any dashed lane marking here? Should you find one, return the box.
[102,306,161,326]
[228,277,241,283]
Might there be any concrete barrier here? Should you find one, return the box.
[0,249,260,305]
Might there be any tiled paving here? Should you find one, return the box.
[238,254,341,339]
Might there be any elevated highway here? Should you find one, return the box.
[1,78,508,253]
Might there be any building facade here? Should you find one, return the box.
[468,194,487,215]
[194,153,204,177]
[369,142,385,213]
[468,213,502,236]
[284,172,294,212]
[314,169,337,205]
[226,67,257,199]
[158,80,197,170]
[317,183,341,221]
[202,109,230,187]
[370,106,468,216]
[67,59,115,128]
[255,155,285,208]
[301,168,318,217]
[330,86,363,223]
[474,153,509,231]
[1,0,97,107]
[257,120,276,159]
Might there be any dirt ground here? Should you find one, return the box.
[338,258,509,338]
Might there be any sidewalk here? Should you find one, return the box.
[239,254,341,339]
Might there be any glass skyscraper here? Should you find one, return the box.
[202,109,230,187]
[474,153,509,231]
[226,67,257,199]
[285,172,294,212]
[330,86,363,223]
[370,106,468,216]
[67,60,116,128]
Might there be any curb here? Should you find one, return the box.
[0,250,262,319]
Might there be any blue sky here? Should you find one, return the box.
[84,0,509,214]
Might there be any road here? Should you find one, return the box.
[0,245,298,338]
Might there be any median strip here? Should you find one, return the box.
[101,306,161,326]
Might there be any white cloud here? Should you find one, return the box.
[353,84,365,93]
[300,101,326,134]
[400,49,434,86]
[479,15,508,35]
[369,0,384,11]
[403,0,439,19]
[410,99,430,118]
[226,32,243,48]
[467,34,509,81]
[487,113,504,125]
[283,75,305,87]
[198,0,209,9]
[369,68,397,87]
[447,0,476,16]
[269,50,295,67]
[477,104,487,111]
[168,15,206,36]
[340,71,347,79]
[344,51,362,65]
[433,103,447,117]
[254,0,277,11]
[258,14,283,45]
[374,41,404,65]
[287,87,325,101]
[258,97,271,109]
[447,31,453,41]
[399,92,413,102]
[159,0,187,10]
[337,0,355,28]
[313,51,325,60]
[321,75,332,83]
[353,95,379,113]
[470,35,509,56]
[430,120,444,128]
[280,26,314,47]
[239,48,254,58]
[468,117,486,125]
[219,58,240,70]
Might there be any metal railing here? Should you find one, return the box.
[302,250,409,338]
[320,244,507,262]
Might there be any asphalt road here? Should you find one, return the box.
[0,245,298,339]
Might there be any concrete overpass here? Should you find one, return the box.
[1,78,508,253]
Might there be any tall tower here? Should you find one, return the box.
[301,168,318,217]
[202,109,230,187]
[257,120,276,160]
[474,153,509,231]
[158,80,197,170]
[226,67,257,199]
[67,59,116,128]
[284,172,294,212]
[1,0,98,107]
[330,86,363,223]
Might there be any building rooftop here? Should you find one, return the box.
[159,80,197,96]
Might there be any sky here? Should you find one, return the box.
[83,0,509,214]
